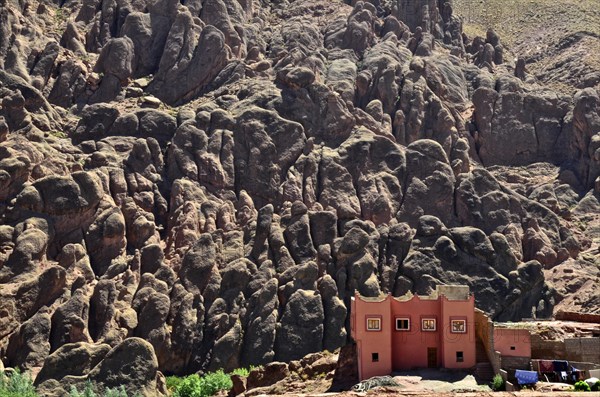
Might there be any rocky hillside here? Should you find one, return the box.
[0,0,599,394]
[454,0,600,94]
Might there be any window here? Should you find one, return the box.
[422,318,436,331]
[510,346,516,351]
[456,351,464,362]
[366,317,381,331]
[396,317,410,331]
[372,353,379,362]
[451,319,466,333]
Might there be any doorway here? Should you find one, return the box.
[427,347,437,368]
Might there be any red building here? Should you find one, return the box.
[351,285,477,380]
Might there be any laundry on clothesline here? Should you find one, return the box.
[515,370,539,385]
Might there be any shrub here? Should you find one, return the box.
[201,370,232,396]
[591,381,600,392]
[491,374,505,391]
[173,371,233,397]
[69,382,95,397]
[574,380,591,392]
[103,386,129,397]
[0,370,39,397]
[166,376,184,393]
[230,367,254,377]
[174,374,202,397]
[69,381,132,397]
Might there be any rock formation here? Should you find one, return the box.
[0,0,598,393]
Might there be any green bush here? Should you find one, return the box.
[574,380,591,392]
[174,374,204,397]
[103,387,129,397]
[203,370,232,395]
[69,382,95,397]
[166,376,184,393]
[173,371,233,397]
[491,374,505,391]
[591,381,600,392]
[69,381,131,397]
[0,370,39,397]
[230,367,254,378]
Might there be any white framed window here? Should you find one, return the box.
[422,318,437,331]
[366,317,381,331]
[451,319,467,334]
[395,317,410,331]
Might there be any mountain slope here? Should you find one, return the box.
[455,0,600,93]
[0,0,598,394]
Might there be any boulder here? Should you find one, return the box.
[246,362,289,389]
[35,342,111,385]
[275,289,324,362]
[88,338,163,396]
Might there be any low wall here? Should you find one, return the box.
[532,335,600,364]
[501,356,530,384]
[569,361,600,371]
[564,338,600,364]
[555,311,600,325]
[531,335,567,359]
[501,356,530,372]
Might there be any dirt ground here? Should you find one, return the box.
[252,391,600,396]
[245,368,600,396]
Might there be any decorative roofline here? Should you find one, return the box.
[353,285,475,303]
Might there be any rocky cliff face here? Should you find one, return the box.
[0,0,598,392]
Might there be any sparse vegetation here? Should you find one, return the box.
[69,381,135,397]
[49,130,68,139]
[53,7,68,33]
[454,0,600,93]
[491,374,505,391]
[454,0,600,43]
[230,366,255,377]
[0,370,38,397]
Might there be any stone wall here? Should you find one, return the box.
[501,356,531,374]
[531,335,567,359]
[474,309,502,375]
[501,356,531,383]
[565,338,600,364]
[532,335,600,364]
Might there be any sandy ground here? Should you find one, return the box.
[250,391,600,396]
[247,368,600,396]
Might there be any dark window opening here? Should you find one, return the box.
[372,353,379,362]
[510,346,516,350]
[456,351,464,363]
[396,318,410,330]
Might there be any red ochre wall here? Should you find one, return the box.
[494,328,531,358]
[351,295,393,381]
[391,296,441,370]
[440,295,477,368]
[352,292,477,380]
